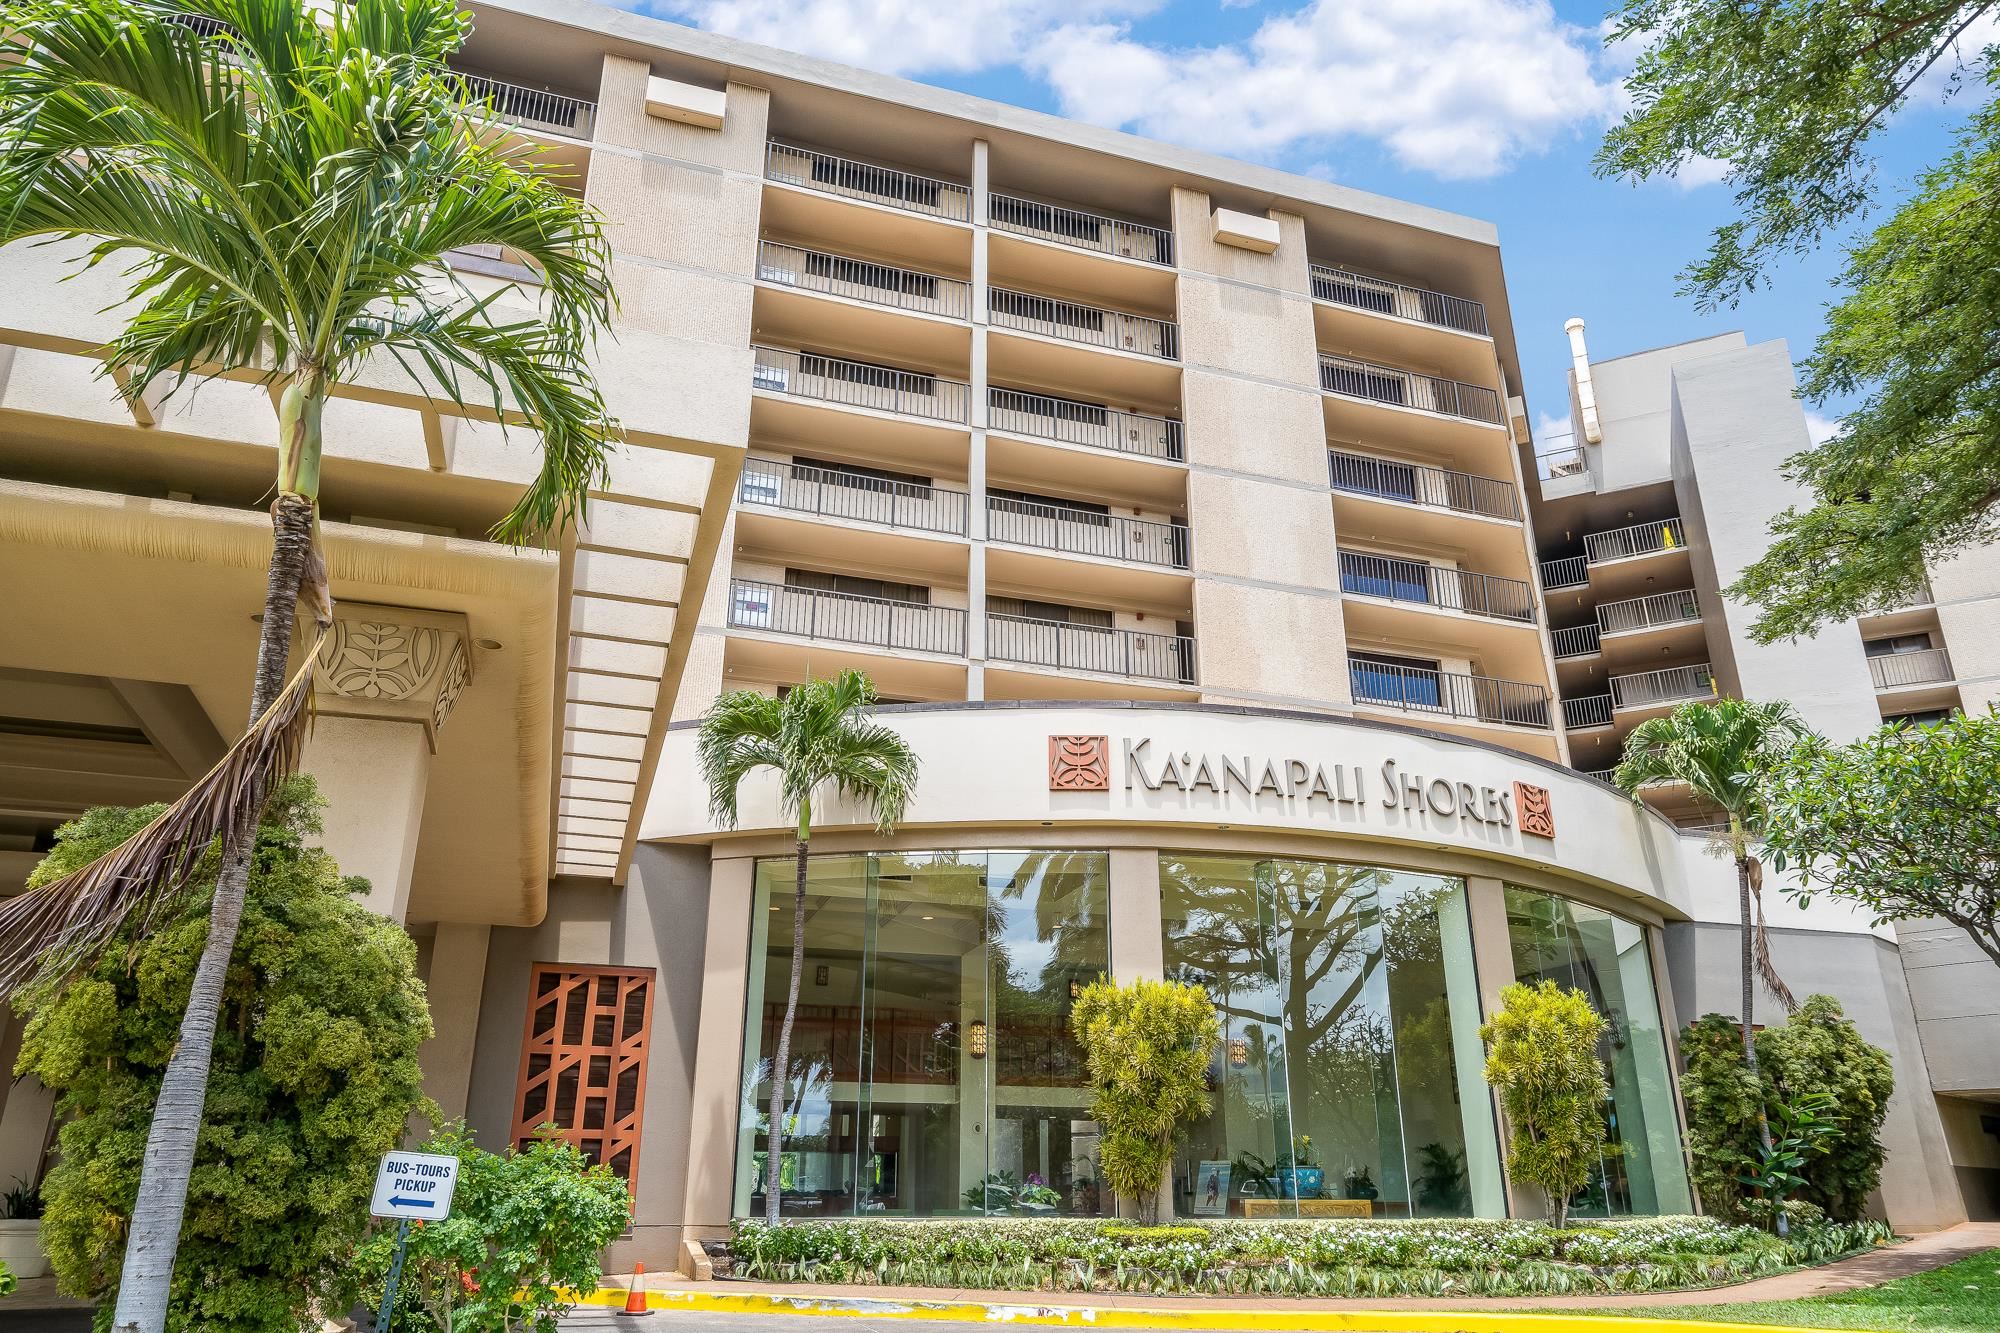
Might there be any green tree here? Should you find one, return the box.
[1764,710,2000,969]
[0,5,616,1327]
[1479,980,1610,1229]
[696,671,919,1226]
[1598,1,2000,637]
[14,778,431,1332]
[359,1126,630,1333]
[1070,978,1220,1224]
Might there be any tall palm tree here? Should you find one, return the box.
[0,2,617,1328]
[697,671,920,1226]
[1615,697,1810,1230]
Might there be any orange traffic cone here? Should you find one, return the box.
[621,1263,651,1317]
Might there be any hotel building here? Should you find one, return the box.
[0,0,1994,1278]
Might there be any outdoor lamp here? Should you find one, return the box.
[968,1019,989,1059]
[1228,1037,1249,1068]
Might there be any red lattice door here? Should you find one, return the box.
[513,964,655,1194]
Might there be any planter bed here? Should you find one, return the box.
[727,1217,1894,1298]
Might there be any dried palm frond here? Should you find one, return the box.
[0,629,326,996]
[1747,857,1799,1014]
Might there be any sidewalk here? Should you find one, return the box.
[576,1221,2000,1325]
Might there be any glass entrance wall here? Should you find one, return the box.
[1503,887,1693,1218]
[1160,855,1495,1219]
[736,851,1110,1218]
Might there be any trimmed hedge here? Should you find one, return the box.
[727,1216,1893,1297]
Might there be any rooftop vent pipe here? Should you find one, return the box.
[1565,317,1603,445]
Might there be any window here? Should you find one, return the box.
[794,455,931,495]
[514,964,656,1193]
[1350,652,1442,708]
[988,488,1112,527]
[803,251,939,302]
[990,288,1105,333]
[991,195,1105,242]
[740,462,783,506]
[1341,552,1433,604]
[1886,708,1955,727]
[731,581,774,628]
[1331,454,1421,503]
[808,353,936,398]
[1319,270,1397,314]
[785,568,930,605]
[987,596,1112,627]
[809,154,943,209]
[1864,633,1933,657]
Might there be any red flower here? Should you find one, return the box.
[459,1269,480,1294]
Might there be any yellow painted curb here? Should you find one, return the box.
[571,1285,1868,1333]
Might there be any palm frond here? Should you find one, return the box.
[0,629,325,996]
[1746,856,1799,1013]
[696,691,786,831]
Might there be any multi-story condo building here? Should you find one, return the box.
[0,0,1992,1282]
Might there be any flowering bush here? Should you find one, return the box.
[727,1215,1892,1296]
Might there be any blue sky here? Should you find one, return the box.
[631,0,1993,446]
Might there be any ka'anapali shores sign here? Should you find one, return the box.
[1047,735,1554,838]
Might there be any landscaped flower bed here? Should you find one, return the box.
[727,1216,1894,1297]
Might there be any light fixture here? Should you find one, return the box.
[921,914,935,921]
[1228,1037,1249,1068]
[968,1019,988,1059]
[1069,979,1081,1000]
[476,637,502,651]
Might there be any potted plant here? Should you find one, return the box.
[0,1177,46,1280]
[1342,1165,1379,1201]
[1275,1135,1324,1201]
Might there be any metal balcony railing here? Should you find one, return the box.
[1307,265,1489,336]
[453,71,597,138]
[987,389,1183,462]
[168,11,236,38]
[989,288,1179,359]
[1585,517,1687,564]
[756,241,970,319]
[1869,647,1954,690]
[1579,766,1619,784]
[728,579,966,655]
[1319,354,1502,425]
[1347,660,1551,729]
[1337,551,1534,622]
[987,614,1196,684]
[1599,588,1702,636]
[765,142,972,221]
[1550,624,1601,659]
[1538,445,1588,480]
[1611,662,1715,711]
[738,458,969,535]
[751,346,969,423]
[987,498,1189,569]
[989,194,1174,266]
[1563,694,1615,729]
[1541,556,1589,590]
[1328,451,1520,521]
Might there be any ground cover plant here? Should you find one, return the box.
[1579,1246,2000,1333]
[727,1216,1893,1297]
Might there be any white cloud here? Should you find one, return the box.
[1027,0,1623,178]
[1668,153,1731,191]
[1535,410,1576,450]
[1803,410,1842,447]
[1903,13,2000,106]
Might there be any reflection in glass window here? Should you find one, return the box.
[1503,887,1693,1218]
[737,851,1110,1219]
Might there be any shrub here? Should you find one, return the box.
[0,1257,13,1299]
[1070,979,1220,1223]
[15,779,432,1331]
[359,1126,631,1333]
[1479,980,1610,1227]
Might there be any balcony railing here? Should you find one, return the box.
[728,579,966,655]
[987,498,1189,569]
[756,241,970,319]
[1585,517,1687,564]
[1537,445,1588,480]
[1563,694,1614,729]
[1550,624,1601,659]
[1308,265,1489,337]
[1328,451,1520,521]
[765,142,972,221]
[751,346,968,423]
[1541,556,1588,590]
[987,389,1183,462]
[1599,588,1702,636]
[738,458,969,535]
[1348,660,1551,729]
[1319,354,1501,425]
[990,194,1174,266]
[1337,551,1534,622]
[1611,662,1715,711]
[1579,766,1620,784]
[987,615,1196,684]
[453,71,597,138]
[989,288,1179,359]
[1869,647,1954,690]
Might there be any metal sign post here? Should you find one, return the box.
[373,1218,412,1333]
[368,1150,462,1333]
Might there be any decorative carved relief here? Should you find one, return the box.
[1049,735,1110,791]
[314,605,472,744]
[431,636,469,734]
[1515,781,1555,838]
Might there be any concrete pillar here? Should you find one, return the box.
[0,1013,51,1192]
[966,138,991,700]
[1106,849,1170,1217]
[1464,875,1528,1218]
[682,855,757,1254]
[418,923,492,1133]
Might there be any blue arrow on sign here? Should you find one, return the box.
[390,1195,437,1209]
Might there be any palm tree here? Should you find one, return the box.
[0,2,617,1327]
[697,672,920,1226]
[1614,697,1810,1230]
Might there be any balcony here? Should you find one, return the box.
[1586,517,1687,564]
[1599,588,1701,636]
[751,346,968,424]
[987,389,1183,462]
[454,71,597,140]
[1318,354,1501,425]
[738,458,968,535]
[1551,624,1601,660]
[1347,659,1552,731]
[987,497,1189,570]
[756,241,970,320]
[1563,694,1614,730]
[1610,662,1714,712]
[987,615,1196,685]
[1337,551,1534,622]
[1537,445,1588,480]
[1328,451,1520,522]
[1309,265,1489,337]
[764,142,971,221]
[990,194,1174,266]
[989,288,1179,360]
[1541,556,1588,591]
[728,579,966,656]
[1870,647,1954,691]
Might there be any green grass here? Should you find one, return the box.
[1604,1248,2000,1332]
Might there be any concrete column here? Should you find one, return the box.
[1107,848,1164,982]
[0,1012,51,1192]
[1463,875,1528,1218]
[966,138,991,700]
[1646,922,1700,1211]
[682,855,757,1254]
[418,923,492,1132]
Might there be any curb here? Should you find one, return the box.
[570,1286,1869,1333]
